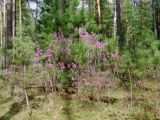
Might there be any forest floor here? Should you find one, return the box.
[0,79,160,120]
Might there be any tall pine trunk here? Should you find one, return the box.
[6,0,13,40]
[97,0,101,24]
[3,0,6,70]
[155,0,160,39]
[0,10,3,69]
[152,0,157,37]
[19,0,22,40]
[113,1,117,39]
[116,0,123,51]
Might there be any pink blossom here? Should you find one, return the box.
[46,48,53,60]
[47,63,53,68]
[79,29,94,44]
[59,62,65,70]
[72,63,77,69]
[111,51,118,59]
[95,40,104,48]
[52,32,67,41]
[79,29,105,47]
[35,43,42,57]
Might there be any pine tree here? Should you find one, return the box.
[116,0,123,51]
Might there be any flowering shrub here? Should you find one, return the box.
[79,29,105,48]
[35,42,43,57]
[52,32,67,42]
[95,40,104,48]
[58,61,66,70]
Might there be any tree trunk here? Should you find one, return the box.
[14,0,16,36]
[19,0,22,40]
[0,9,2,42]
[12,0,16,60]
[12,0,15,37]
[3,0,6,70]
[155,0,160,39]
[6,0,13,41]
[97,0,101,24]
[152,0,157,37]
[113,1,117,39]
[0,10,3,69]
[116,0,123,51]
[0,11,2,45]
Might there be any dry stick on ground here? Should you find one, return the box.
[77,72,80,98]
[155,65,160,118]
[23,65,30,109]
[23,87,30,109]
[142,68,147,96]
[16,76,30,109]
[49,73,54,93]
[128,67,133,110]
[53,61,57,92]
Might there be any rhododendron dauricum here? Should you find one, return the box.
[46,48,53,60]
[71,63,77,70]
[111,51,118,59]
[58,62,65,70]
[95,40,104,48]
[52,32,67,41]
[46,63,53,68]
[79,29,104,48]
[35,42,42,57]
[45,48,53,68]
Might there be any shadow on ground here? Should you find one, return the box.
[62,95,74,120]
[0,98,12,105]
[0,102,22,120]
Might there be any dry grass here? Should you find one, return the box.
[0,79,160,120]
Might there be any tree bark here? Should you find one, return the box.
[6,0,13,40]
[0,11,2,45]
[152,0,157,37]
[116,0,123,51]
[3,0,6,69]
[97,0,101,24]
[19,0,22,40]
[0,10,3,69]
[113,1,117,39]
[155,0,160,39]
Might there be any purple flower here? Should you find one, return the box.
[59,62,65,70]
[79,29,105,47]
[111,51,118,59]
[46,63,53,68]
[72,63,77,69]
[79,29,94,44]
[95,40,104,48]
[35,43,42,57]
[52,32,67,41]
[46,48,53,60]
[79,30,86,37]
